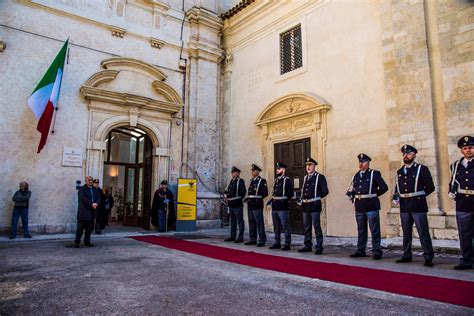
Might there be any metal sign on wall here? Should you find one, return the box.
[62,147,83,167]
[176,178,197,232]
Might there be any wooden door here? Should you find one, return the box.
[274,138,311,234]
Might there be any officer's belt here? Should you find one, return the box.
[273,196,288,200]
[399,191,426,198]
[227,196,242,201]
[355,193,377,199]
[458,189,474,195]
[302,197,321,203]
[247,195,263,199]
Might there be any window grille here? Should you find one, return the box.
[280,24,302,75]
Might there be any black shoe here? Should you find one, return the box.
[298,247,312,253]
[74,244,80,248]
[257,243,266,247]
[9,236,15,240]
[396,257,412,263]
[234,239,244,244]
[84,243,94,247]
[95,231,102,235]
[454,264,473,270]
[350,252,367,258]
[269,244,281,249]
[24,234,32,238]
[224,237,235,242]
[424,259,434,267]
[281,245,291,251]
[373,254,382,260]
[244,241,257,245]
[314,249,323,255]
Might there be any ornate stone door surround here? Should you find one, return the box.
[80,57,183,190]
[255,93,330,230]
[255,93,330,176]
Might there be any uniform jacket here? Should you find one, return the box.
[351,169,388,212]
[246,176,268,211]
[271,175,294,211]
[301,172,329,213]
[395,163,435,213]
[77,185,101,221]
[450,158,474,212]
[151,188,175,225]
[226,177,247,208]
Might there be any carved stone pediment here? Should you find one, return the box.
[80,57,183,115]
[255,93,330,126]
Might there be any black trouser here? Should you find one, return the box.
[75,220,93,245]
[248,208,266,244]
[355,210,382,256]
[303,211,323,251]
[400,212,434,260]
[272,210,291,246]
[229,207,244,240]
[456,212,474,266]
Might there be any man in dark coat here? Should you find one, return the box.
[268,162,294,251]
[393,145,435,266]
[346,154,388,260]
[244,164,268,247]
[151,180,175,232]
[75,176,100,248]
[449,136,474,270]
[298,158,329,255]
[224,166,247,243]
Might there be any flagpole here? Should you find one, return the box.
[51,40,69,134]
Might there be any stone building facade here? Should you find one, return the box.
[1,0,472,239]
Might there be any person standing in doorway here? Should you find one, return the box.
[393,145,435,267]
[244,164,268,247]
[10,182,32,239]
[151,180,175,232]
[449,136,474,270]
[103,187,114,227]
[224,166,247,243]
[298,158,329,255]
[268,162,294,251]
[346,154,388,260]
[93,179,106,234]
[75,176,100,248]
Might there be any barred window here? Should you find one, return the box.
[280,24,302,75]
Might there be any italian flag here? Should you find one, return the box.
[28,39,68,153]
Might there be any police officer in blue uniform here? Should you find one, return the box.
[393,144,435,267]
[268,162,294,251]
[449,136,474,270]
[244,164,268,247]
[224,166,247,243]
[346,154,388,260]
[298,158,329,255]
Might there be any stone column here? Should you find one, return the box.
[186,7,223,229]
[380,1,448,237]
[86,140,106,181]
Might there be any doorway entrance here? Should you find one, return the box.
[274,138,311,234]
[102,127,153,230]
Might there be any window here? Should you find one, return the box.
[280,24,302,75]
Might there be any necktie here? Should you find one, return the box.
[90,188,94,203]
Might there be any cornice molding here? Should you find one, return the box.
[186,7,223,32]
[255,93,330,126]
[101,57,168,81]
[80,86,181,114]
[223,0,328,53]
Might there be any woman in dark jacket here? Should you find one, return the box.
[93,179,107,234]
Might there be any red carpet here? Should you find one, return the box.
[131,235,474,308]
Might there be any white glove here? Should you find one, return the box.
[448,192,456,200]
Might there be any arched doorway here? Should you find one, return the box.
[255,93,330,234]
[102,127,153,229]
